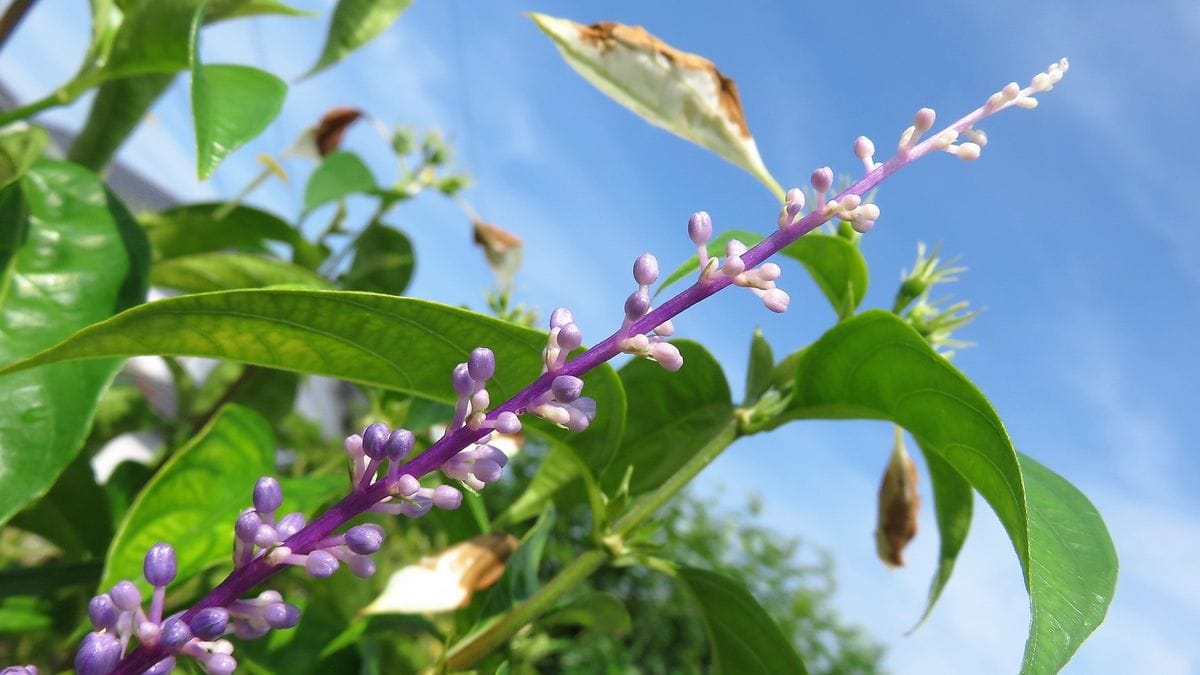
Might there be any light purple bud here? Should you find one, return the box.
[784,187,805,214]
[549,307,574,329]
[306,550,339,578]
[467,347,496,382]
[142,656,175,675]
[688,211,713,245]
[565,406,593,433]
[75,631,121,675]
[385,429,415,462]
[396,473,421,497]
[557,323,582,351]
[345,554,377,578]
[651,342,684,372]
[361,423,389,460]
[264,602,302,629]
[495,411,522,434]
[854,135,875,159]
[143,542,177,587]
[88,594,119,630]
[206,654,237,675]
[762,288,790,313]
[345,524,385,554]
[233,619,270,640]
[399,498,432,518]
[551,375,584,403]
[624,290,651,321]
[111,580,141,611]
[478,444,509,468]
[0,667,37,675]
[276,512,306,540]
[433,484,463,510]
[811,166,833,193]
[160,616,192,649]
[452,364,475,398]
[253,477,283,514]
[914,107,936,131]
[254,524,279,548]
[235,509,262,543]
[633,253,659,286]
[473,458,503,483]
[343,433,363,458]
[190,607,229,640]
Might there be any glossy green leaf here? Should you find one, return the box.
[0,161,149,526]
[0,290,624,465]
[304,0,413,78]
[743,327,773,403]
[530,13,783,200]
[343,222,414,295]
[538,591,630,636]
[908,438,972,631]
[0,125,49,190]
[675,566,808,674]
[151,252,331,292]
[1018,453,1117,674]
[207,0,309,20]
[102,0,199,77]
[142,203,326,268]
[304,151,376,213]
[100,404,273,590]
[602,340,732,496]
[190,63,287,179]
[68,74,175,171]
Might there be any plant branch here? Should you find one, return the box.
[0,0,36,57]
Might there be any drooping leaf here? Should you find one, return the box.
[674,566,808,674]
[0,290,624,465]
[142,202,326,268]
[303,0,414,78]
[100,405,273,590]
[342,222,414,295]
[602,340,732,496]
[1018,453,1117,674]
[743,327,773,403]
[0,161,149,526]
[304,151,376,213]
[151,252,331,292]
[0,125,49,190]
[68,73,175,172]
[530,14,783,200]
[908,439,972,631]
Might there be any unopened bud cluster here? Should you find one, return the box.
[616,253,684,370]
[692,211,791,312]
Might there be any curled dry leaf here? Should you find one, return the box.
[284,106,364,160]
[362,533,520,614]
[875,427,920,567]
[530,13,784,201]
[472,219,523,288]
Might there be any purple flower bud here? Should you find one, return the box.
[0,666,37,675]
[467,347,496,382]
[345,524,385,554]
[478,444,510,468]
[557,323,582,352]
[111,580,141,611]
[75,631,121,675]
[88,594,119,630]
[345,554,377,578]
[264,602,302,629]
[495,411,522,434]
[361,423,389,460]
[143,657,175,675]
[343,433,363,458]
[784,187,805,213]
[254,524,280,548]
[306,550,339,578]
[854,135,875,159]
[253,477,283,514]
[385,429,415,462]
[235,509,262,543]
[551,375,584,403]
[206,654,237,675]
[160,616,192,649]
[396,474,421,497]
[650,342,684,372]
[190,607,229,640]
[143,542,177,587]
[688,211,713,245]
[565,406,593,433]
[633,253,659,286]
[811,166,833,193]
[433,484,463,510]
[624,290,651,321]
[473,458,503,484]
[233,619,270,640]
[452,363,475,398]
[549,307,574,329]
[276,512,306,540]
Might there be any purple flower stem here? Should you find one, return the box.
[110,102,989,674]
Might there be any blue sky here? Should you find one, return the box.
[2,0,1198,672]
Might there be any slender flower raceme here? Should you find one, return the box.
[91,59,1067,674]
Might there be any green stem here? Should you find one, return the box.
[212,166,275,220]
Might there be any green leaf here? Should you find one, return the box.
[0,560,101,599]
[190,363,300,426]
[343,222,414,295]
[304,0,413,78]
[207,0,310,20]
[142,202,326,268]
[10,452,114,558]
[1018,453,1117,674]
[743,327,773,403]
[190,63,287,178]
[102,0,199,77]
[304,151,376,213]
[68,73,175,172]
[100,404,273,590]
[530,13,783,200]
[601,340,732,496]
[674,566,808,674]
[0,124,49,190]
[908,439,972,631]
[538,591,630,636]
[0,291,624,455]
[0,161,149,526]
[495,444,581,527]
[782,231,868,320]
[480,505,555,617]
[152,252,332,292]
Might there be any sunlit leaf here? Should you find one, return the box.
[151,252,331,292]
[142,203,326,269]
[304,151,376,213]
[530,13,783,200]
[0,125,49,190]
[304,0,413,78]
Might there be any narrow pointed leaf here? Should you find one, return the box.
[744,327,773,403]
[191,64,287,179]
[908,439,972,631]
[304,0,413,78]
[151,252,331,292]
[530,13,783,200]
